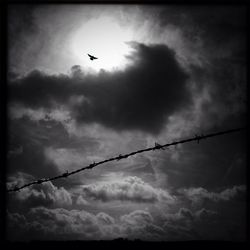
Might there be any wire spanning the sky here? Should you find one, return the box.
[6,127,246,193]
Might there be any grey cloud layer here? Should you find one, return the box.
[9,42,191,135]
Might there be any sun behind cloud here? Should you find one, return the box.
[70,16,134,72]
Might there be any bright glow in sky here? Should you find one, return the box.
[70,17,134,72]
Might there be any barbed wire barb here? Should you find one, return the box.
[6,127,246,193]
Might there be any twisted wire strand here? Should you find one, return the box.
[6,127,246,193]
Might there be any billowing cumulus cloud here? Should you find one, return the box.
[119,210,166,241]
[81,176,175,203]
[195,208,218,222]
[8,205,245,241]
[7,207,165,241]
[16,182,72,207]
[164,207,217,224]
[7,172,34,189]
[97,212,115,225]
[7,208,165,241]
[162,207,244,241]
[162,207,221,240]
[7,173,72,208]
[178,185,246,204]
[76,195,89,206]
[9,42,191,135]
[120,210,153,226]
[7,207,113,241]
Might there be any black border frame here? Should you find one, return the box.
[1,0,249,248]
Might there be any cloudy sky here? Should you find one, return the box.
[6,4,247,241]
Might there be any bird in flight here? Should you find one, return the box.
[87,54,98,61]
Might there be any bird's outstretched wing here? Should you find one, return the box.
[87,54,98,60]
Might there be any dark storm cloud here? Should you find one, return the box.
[8,117,67,178]
[161,129,247,190]
[189,6,246,53]
[8,5,41,75]
[8,5,37,47]
[157,6,246,127]
[7,145,23,158]
[195,6,248,120]
[207,60,246,120]
[9,42,191,135]
[158,6,246,49]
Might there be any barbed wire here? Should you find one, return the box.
[6,127,246,193]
